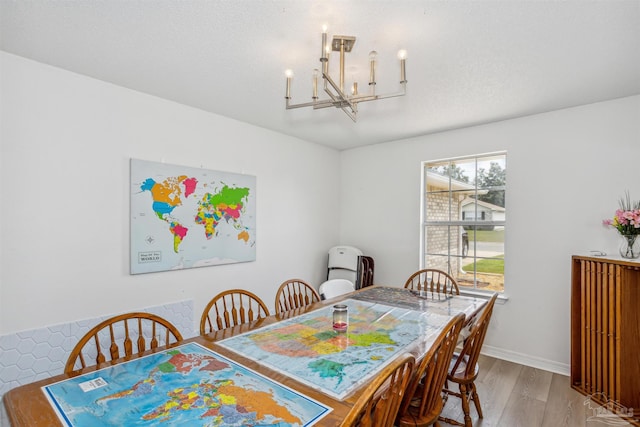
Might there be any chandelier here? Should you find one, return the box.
[285,25,407,122]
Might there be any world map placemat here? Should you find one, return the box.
[43,342,330,426]
[217,299,451,400]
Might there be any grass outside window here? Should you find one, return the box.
[462,255,504,274]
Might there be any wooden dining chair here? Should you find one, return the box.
[396,313,465,427]
[274,278,321,315]
[341,353,415,427]
[404,268,460,296]
[440,292,498,427]
[64,312,183,374]
[200,289,270,334]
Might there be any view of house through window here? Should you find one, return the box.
[422,152,506,293]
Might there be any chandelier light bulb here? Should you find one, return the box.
[285,69,293,99]
[397,50,407,83]
[321,25,328,61]
[369,50,378,86]
[312,68,319,99]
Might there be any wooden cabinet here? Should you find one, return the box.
[571,255,640,425]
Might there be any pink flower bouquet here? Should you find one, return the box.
[602,192,640,236]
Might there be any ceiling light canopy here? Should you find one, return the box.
[285,26,407,122]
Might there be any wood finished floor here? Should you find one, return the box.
[437,354,636,427]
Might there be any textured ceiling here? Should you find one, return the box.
[2,0,639,150]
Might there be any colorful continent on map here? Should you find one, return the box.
[194,185,251,242]
[140,176,197,252]
[97,349,300,425]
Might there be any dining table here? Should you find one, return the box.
[3,285,488,427]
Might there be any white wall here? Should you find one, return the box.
[339,95,640,373]
[2,50,639,377]
[0,52,341,335]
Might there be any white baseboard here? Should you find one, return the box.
[482,345,570,376]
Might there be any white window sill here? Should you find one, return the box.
[459,288,509,303]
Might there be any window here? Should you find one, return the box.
[421,152,506,293]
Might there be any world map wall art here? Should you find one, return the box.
[130,158,256,274]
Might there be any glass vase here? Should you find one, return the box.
[619,234,640,259]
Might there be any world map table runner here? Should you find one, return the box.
[42,342,331,427]
[217,299,452,400]
[352,286,485,319]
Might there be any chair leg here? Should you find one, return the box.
[438,414,464,426]
[439,387,464,427]
[459,383,472,427]
[470,382,483,419]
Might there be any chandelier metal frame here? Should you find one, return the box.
[285,27,407,122]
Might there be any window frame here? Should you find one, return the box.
[420,151,506,296]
